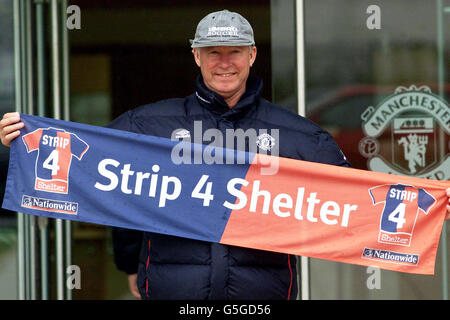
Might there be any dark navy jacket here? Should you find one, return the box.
[110,75,350,300]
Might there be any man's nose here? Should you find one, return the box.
[218,54,232,68]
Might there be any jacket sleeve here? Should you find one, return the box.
[112,227,143,274]
[107,110,143,274]
[313,131,352,167]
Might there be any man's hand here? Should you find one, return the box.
[127,273,141,299]
[0,112,24,147]
[446,188,450,220]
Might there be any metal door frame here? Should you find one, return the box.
[13,0,71,300]
[294,0,310,301]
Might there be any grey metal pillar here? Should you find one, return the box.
[49,0,65,301]
[61,0,72,301]
[35,0,49,300]
[24,0,37,300]
[14,0,36,300]
[436,0,449,301]
[13,0,26,300]
[295,0,310,301]
[50,0,71,300]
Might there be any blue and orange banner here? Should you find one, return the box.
[2,114,449,274]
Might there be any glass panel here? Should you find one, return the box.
[70,54,112,127]
[0,0,17,300]
[270,0,297,113]
[304,0,449,299]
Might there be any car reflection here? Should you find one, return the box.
[306,84,450,171]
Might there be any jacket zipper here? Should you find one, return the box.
[145,240,151,298]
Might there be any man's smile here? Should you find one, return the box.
[215,72,237,78]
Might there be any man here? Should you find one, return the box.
[1,10,450,300]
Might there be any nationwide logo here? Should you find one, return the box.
[22,127,89,194]
[21,195,78,215]
[362,248,419,266]
[359,85,449,180]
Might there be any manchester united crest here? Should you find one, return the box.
[359,85,449,180]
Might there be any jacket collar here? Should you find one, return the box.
[195,74,263,119]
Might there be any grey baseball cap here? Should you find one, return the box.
[190,10,255,48]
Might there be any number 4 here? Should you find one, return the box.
[388,202,406,229]
[192,175,214,206]
[43,150,60,176]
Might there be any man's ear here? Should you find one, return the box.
[193,48,201,67]
[249,46,257,67]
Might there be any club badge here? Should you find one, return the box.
[359,85,449,180]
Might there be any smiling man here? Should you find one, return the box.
[190,10,256,104]
[193,45,256,108]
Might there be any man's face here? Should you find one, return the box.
[193,46,257,105]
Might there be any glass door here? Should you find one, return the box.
[271,0,449,299]
[305,0,449,300]
[7,0,71,300]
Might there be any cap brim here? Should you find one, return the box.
[190,40,255,48]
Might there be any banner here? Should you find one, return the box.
[2,114,449,274]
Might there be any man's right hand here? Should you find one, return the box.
[127,273,141,299]
[0,112,24,147]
